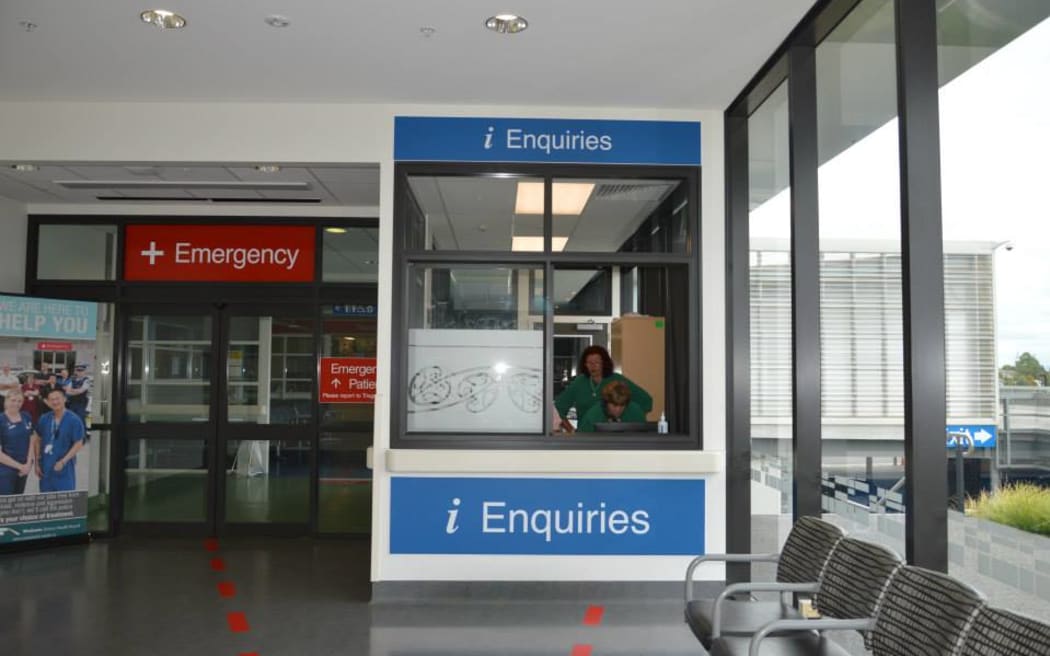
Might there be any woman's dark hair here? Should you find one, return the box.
[577,345,614,378]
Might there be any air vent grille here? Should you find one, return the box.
[95,196,322,203]
[593,182,672,200]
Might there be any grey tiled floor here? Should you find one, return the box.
[0,537,705,656]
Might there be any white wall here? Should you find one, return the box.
[0,100,726,583]
[0,196,27,292]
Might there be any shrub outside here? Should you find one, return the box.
[966,483,1050,536]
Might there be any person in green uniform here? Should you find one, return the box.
[578,380,648,432]
[555,345,651,427]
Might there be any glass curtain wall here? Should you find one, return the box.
[815,0,906,552]
[747,82,794,559]
[937,2,1050,619]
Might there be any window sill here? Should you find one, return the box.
[385,448,722,475]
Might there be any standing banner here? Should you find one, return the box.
[0,295,99,546]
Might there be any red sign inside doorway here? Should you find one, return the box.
[36,341,74,351]
[319,357,377,404]
[124,225,315,282]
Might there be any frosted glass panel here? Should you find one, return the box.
[406,329,542,433]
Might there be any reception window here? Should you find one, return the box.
[394,165,699,448]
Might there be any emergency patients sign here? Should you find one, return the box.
[320,357,377,404]
[124,225,315,282]
[390,477,705,555]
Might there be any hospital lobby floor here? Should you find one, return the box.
[0,536,705,656]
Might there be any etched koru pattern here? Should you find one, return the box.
[408,365,542,414]
[506,371,542,413]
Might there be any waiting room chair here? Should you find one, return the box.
[708,536,903,656]
[957,605,1050,656]
[684,515,845,649]
[735,565,985,656]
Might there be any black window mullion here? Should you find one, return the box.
[895,0,947,572]
[788,44,823,521]
[544,175,554,434]
[725,109,752,583]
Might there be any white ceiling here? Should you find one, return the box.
[0,1,817,208]
[0,0,815,107]
[407,175,678,252]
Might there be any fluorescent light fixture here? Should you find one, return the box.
[512,236,568,252]
[10,164,38,172]
[140,9,186,29]
[324,227,348,234]
[514,182,594,215]
[254,165,281,173]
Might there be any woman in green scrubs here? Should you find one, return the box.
[554,345,651,427]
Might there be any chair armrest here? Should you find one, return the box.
[748,618,876,656]
[710,582,820,638]
[684,553,780,603]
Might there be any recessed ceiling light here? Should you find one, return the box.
[140,10,187,29]
[254,165,281,173]
[485,14,528,34]
[512,236,567,252]
[515,182,594,215]
[264,15,291,28]
[324,227,348,234]
[419,26,436,37]
[10,164,38,172]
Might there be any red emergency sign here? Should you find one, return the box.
[37,341,74,351]
[124,225,315,282]
[320,357,377,404]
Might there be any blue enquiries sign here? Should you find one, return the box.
[390,477,705,555]
[0,295,97,340]
[394,117,701,166]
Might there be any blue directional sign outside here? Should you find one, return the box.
[946,424,997,449]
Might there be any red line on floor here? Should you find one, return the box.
[204,538,219,552]
[582,605,604,626]
[227,611,250,633]
[239,653,259,656]
[210,557,226,571]
[217,581,236,598]
[570,645,593,656]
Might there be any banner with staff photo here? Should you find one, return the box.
[0,294,99,546]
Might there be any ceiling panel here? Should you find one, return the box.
[0,163,380,207]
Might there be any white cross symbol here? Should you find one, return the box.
[140,241,165,265]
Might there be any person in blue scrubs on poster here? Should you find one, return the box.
[0,389,37,495]
[34,388,85,493]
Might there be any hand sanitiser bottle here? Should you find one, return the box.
[657,412,668,434]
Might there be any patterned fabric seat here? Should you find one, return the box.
[957,605,1050,656]
[684,516,845,649]
[709,537,903,656]
[869,566,985,656]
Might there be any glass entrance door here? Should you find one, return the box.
[121,304,316,535]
